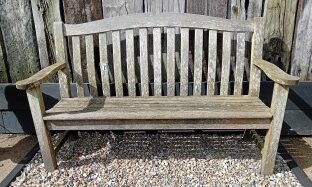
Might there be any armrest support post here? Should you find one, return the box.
[260,82,289,175]
[26,86,57,171]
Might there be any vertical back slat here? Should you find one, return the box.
[167,28,175,96]
[249,17,265,97]
[126,30,136,97]
[153,28,162,96]
[99,33,111,97]
[193,29,203,96]
[207,30,217,96]
[180,28,189,96]
[54,22,71,98]
[72,36,84,97]
[220,32,231,96]
[234,32,246,95]
[112,31,123,97]
[139,28,149,97]
[85,35,98,96]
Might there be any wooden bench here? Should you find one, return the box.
[16,13,299,175]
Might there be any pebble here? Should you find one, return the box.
[10,132,302,186]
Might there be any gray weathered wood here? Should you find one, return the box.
[261,83,289,175]
[72,36,84,97]
[254,59,299,86]
[153,28,162,96]
[249,17,265,97]
[126,29,136,97]
[85,35,98,96]
[27,87,56,172]
[291,0,312,80]
[263,0,298,73]
[220,32,231,96]
[234,32,246,95]
[167,28,175,96]
[0,0,40,82]
[180,28,189,96]
[112,31,123,97]
[99,33,111,97]
[30,0,49,68]
[207,30,217,96]
[47,119,271,131]
[64,13,255,36]
[44,96,272,120]
[139,29,149,97]
[54,22,71,98]
[16,62,66,90]
[193,29,203,96]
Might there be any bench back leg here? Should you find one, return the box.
[260,83,289,175]
[26,87,57,172]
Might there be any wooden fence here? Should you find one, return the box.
[0,0,306,82]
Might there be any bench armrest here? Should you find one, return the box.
[16,62,66,90]
[253,59,299,86]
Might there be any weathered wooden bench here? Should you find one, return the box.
[16,13,299,175]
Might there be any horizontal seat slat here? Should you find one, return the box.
[44,96,272,121]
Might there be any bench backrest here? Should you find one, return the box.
[54,13,264,98]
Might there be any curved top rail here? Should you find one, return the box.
[63,13,255,36]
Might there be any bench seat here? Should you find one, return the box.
[44,96,272,130]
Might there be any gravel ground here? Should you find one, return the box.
[11,132,301,186]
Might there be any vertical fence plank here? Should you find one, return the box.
[207,30,217,96]
[99,33,111,97]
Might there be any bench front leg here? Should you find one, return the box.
[260,83,289,175]
[26,87,57,172]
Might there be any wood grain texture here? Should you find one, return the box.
[234,32,245,95]
[99,33,111,97]
[54,22,71,98]
[291,0,312,80]
[26,87,56,172]
[112,31,123,97]
[64,13,255,36]
[254,59,299,86]
[44,96,272,121]
[0,0,40,82]
[261,83,289,175]
[263,0,298,73]
[193,29,203,96]
[180,28,189,96]
[249,17,265,97]
[16,62,66,90]
[153,28,162,96]
[220,32,231,96]
[126,29,136,97]
[30,0,49,68]
[85,35,98,96]
[139,29,149,97]
[47,119,270,131]
[167,28,175,96]
[207,30,217,96]
[72,36,84,97]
